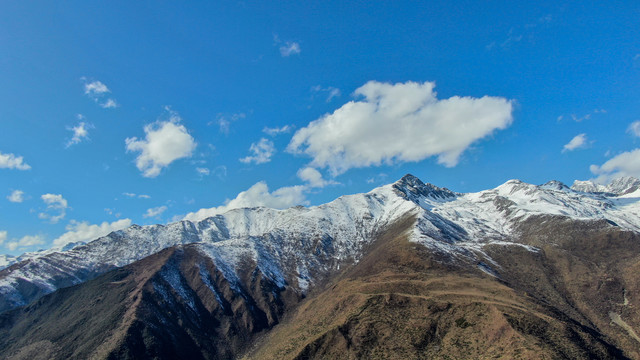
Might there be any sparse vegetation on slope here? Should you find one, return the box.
[245,215,630,359]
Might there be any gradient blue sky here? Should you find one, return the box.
[1,1,639,255]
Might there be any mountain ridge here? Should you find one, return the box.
[1,174,640,358]
[2,174,640,312]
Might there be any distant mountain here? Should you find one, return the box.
[572,176,640,195]
[1,174,640,359]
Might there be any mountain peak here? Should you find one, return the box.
[608,176,640,195]
[540,180,570,191]
[392,174,456,202]
[395,173,422,186]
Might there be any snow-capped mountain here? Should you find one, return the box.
[572,176,640,195]
[3,174,640,359]
[2,174,640,312]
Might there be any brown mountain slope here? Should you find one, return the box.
[245,214,631,359]
[487,215,640,358]
[0,244,302,360]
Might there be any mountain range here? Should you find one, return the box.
[1,174,639,359]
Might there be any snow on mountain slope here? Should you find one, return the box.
[2,174,640,312]
[0,181,417,310]
[572,176,640,195]
[402,177,640,265]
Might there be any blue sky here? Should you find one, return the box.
[1,1,639,255]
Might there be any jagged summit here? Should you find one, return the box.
[540,180,570,191]
[392,173,457,201]
[607,176,640,195]
[571,176,640,195]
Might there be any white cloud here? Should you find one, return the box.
[0,231,6,245]
[263,125,293,136]
[288,81,513,175]
[280,42,301,57]
[0,151,31,170]
[196,167,210,176]
[84,80,110,96]
[39,193,68,224]
[82,78,118,109]
[590,148,640,183]
[183,182,307,222]
[562,133,588,153]
[53,219,132,248]
[240,138,275,164]
[101,98,118,108]
[125,114,197,177]
[6,235,45,251]
[7,190,24,203]
[628,121,640,137]
[66,122,92,148]
[143,205,168,219]
[297,167,338,188]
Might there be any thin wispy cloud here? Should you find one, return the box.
[311,85,341,102]
[263,125,293,136]
[487,14,553,50]
[280,42,301,57]
[100,98,118,108]
[196,167,210,176]
[122,192,151,199]
[628,121,640,137]
[366,173,389,184]
[212,165,227,180]
[211,113,246,134]
[557,109,606,122]
[274,35,301,57]
[81,78,119,108]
